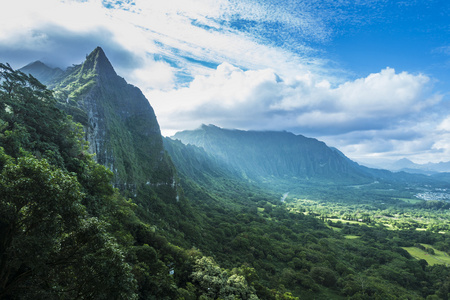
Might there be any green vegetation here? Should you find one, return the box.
[403,244,450,266]
[0,62,271,300]
[166,136,450,299]
[48,47,176,194]
[5,50,450,300]
[0,63,136,299]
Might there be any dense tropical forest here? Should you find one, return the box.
[1,49,450,300]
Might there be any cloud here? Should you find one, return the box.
[326,120,441,164]
[432,46,450,56]
[432,116,450,160]
[0,0,330,93]
[273,68,438,120]
[0,1,113,64]
[150,63,440,136]
[437,116,450,132]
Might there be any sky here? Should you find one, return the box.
[1,0,449,166]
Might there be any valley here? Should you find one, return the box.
[1,48,450,299]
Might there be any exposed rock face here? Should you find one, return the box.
[23,47,176,195]
[172,124,370,183]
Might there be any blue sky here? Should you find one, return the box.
[1,0,449,165]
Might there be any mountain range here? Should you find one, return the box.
[169,124,450,188]
[171,124,370,184]
[22,50,450,190]
[12,47,450,299]
[385,158,450,175]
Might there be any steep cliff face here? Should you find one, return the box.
[172,124,371,184]
[26,47,176,196]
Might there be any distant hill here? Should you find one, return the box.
[172,124,373,185]
[20,60,63,84]
[171,125,446,188]
[386,158,450,175]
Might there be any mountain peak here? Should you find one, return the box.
[20,61,63,84]
[392,158,416,169]
[88,46,107,61]
[81,46,116,77]
[23,60,48,69]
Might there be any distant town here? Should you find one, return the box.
[415,189,450,201]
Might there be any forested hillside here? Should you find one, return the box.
[166,129,450,300]
[0,62,266,299]
[2,48,450,300]
[172,124,370,184]
[172,124,446,190]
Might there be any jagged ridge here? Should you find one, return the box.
[172,124,371,184]
[23,47,177,198]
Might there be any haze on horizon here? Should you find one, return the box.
[1,0,449,166]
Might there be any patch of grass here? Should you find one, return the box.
[344,235,360,239]
[395,197,423,204]
[402,244,450,266]
[326,218,365,225]
[326,225,341,232]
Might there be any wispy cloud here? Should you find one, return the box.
[432,46,450,56]
[1,0,333,84]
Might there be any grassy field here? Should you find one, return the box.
[403,244,450,266]
[395,197,423,204]
[344,235,360,239]
[325,218,365,225]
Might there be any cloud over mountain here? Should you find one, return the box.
[151,64,440,136]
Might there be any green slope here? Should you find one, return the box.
[173,124,373,185]
[13,49,450,300]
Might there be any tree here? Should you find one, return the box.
[310,266,337,288]
[190,256,259,299]
[0,149,136,299]
[0,64,137,299]
[0,63,83,167]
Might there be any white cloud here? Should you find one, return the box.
[146,62,449,163]
[152,63,437,131]
[325,119,444,164]
[437,116,450,132]
[431,116,450,161]
[148,63,281,134]
[1,0,107,42]
[128,58,176,91]
[1,0,330,84]
[271,68,438,122]
[336,68,433,115]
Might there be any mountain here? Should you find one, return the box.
[364,157,450,175]
[391,158,417,170]
[19,48,190,248]
[20,60,63,83]
[172,124,373,185]
[163,137,276,208]
[389,158,450,175]
[22,47,177,197]
[171,124,448,191]
[163,137,240,186]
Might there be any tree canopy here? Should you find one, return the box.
[0,63,137,299]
